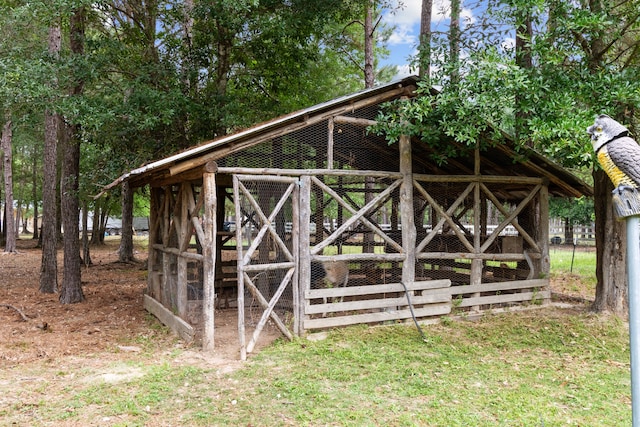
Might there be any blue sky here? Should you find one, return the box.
[380,0,477,77]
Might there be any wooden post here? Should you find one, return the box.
[202,161,218,352]
[148,187,161,299]
[327,118,334,169]
[471,146,482,310]
[233,175,247,360]
[298,175,311,335]
[399,133,415,285]
[177,183,190,319]
[539,182,550,302]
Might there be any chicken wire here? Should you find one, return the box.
[210,101,542,319]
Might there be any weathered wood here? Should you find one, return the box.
[232,175,247,360]
[176,184,191,318]
[327,117,334,169]
[399,132,415,285]
[144,294,194,342]
[243,261,296,272]
[202,171,217,352]
[332,115,378,126]
[152,244,203,261]
[448,278,548,296]
[414,180,475,253]
[148,188,161,299]
[218,167,403,179]
[413,173,543,185]
[538,184,550,286]
[169,152,219,176]
[311,253,406,262]
[311,176,404,255]
[177,257,188,318]
[305,303,451,330]
[306,292,451,315]
[416,252,538,261]
[479,182,541,253]
[455,289,550,308]
[246,268,296,353]
[306,279,452,299]
[299,175,312,336]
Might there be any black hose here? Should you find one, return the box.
[399,281,428,343]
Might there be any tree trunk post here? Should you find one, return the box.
[399,131,415,286]
[2,119,16,253]
[202,162,218,352]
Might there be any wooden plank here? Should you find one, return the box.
[144,294,194,342]
[414,174,543,185]
[456,289,551,308]
[311,253,405,263]
[306,292,451,315]
[304,303,451,329]
[217,167,403,179]
[306,279,451,299]
[416,252,535,261]
[448,278,548,296]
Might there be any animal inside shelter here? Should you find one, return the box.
[106,76,592,359]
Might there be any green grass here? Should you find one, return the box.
[6,308,629,426]
[549,247,597,291]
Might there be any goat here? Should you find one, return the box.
[311,260,349,316]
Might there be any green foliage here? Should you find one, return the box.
[550,196,595,225]
[375,0,640,173]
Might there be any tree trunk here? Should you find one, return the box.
[31,148,39,240]
[90,206,101,245]
[118,180,135,262]
[419,0,433,78]
[563,217,573,244]
[449,0,460,85]
[592,168,627,315]
[515,10,532,146]
[1,119,16,253]
[81,199,91,266]
[59,8,85,304]
[364,0,375,88]
[39,24,61,293]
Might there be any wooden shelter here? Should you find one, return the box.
[104,76,592,359]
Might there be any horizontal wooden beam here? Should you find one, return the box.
[333,115,378,126]
[144,295,194,342]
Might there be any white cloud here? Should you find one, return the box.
[383,0,476,47]
[394,64,416,79]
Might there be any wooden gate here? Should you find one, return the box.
[233,174,300,360]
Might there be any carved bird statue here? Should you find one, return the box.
[587,114,640,193]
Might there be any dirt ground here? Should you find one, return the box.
[0,238,282,369]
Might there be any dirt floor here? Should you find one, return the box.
[0,238,284,370]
